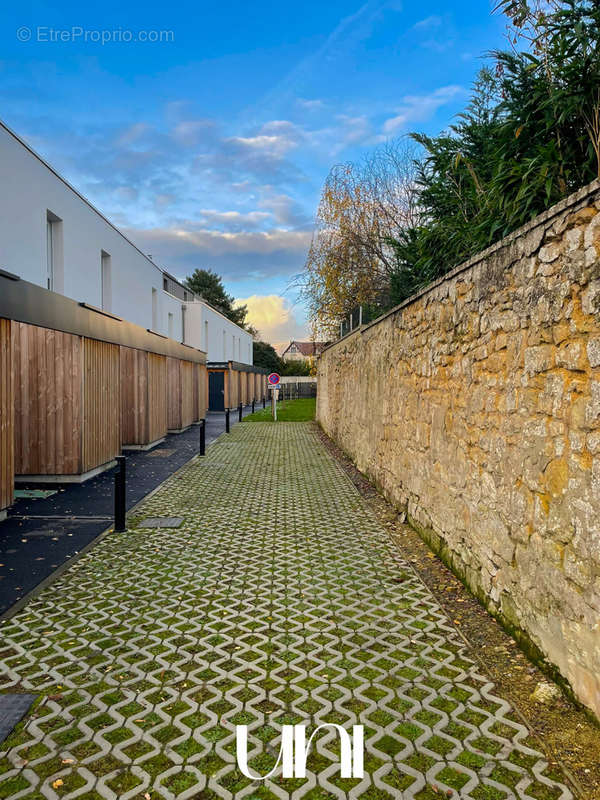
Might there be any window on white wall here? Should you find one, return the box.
[152,288,158,330]
[223,330,226,360]
[101,251,112,311]
[204,320,208,352]
[168,312,174,338]
[46,210,63,292]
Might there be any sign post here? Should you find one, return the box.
[268,373,280,421]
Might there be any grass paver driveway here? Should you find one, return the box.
[0,422,573,799]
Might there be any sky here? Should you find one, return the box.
[1,1,506,349]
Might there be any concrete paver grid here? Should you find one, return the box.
[0,423,573,799]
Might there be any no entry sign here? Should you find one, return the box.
[268,373,280,386]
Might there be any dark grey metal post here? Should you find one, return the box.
[252,400,255,413]
[263,396,266,409]
[114,456,126,532]
[199,418,206,455]
[225,408,230,433]
[238,402,243,422]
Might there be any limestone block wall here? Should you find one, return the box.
[317,180,600,719]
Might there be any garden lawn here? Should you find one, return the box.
[243,397,315,422]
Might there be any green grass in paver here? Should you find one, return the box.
[0,423,575,798]
[243,397,315,421]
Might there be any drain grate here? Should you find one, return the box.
[0,694,37,745]
[139,517,183,528]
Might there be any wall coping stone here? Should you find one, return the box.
[322,177,600,355]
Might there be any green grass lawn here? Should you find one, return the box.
[243,397,316,422]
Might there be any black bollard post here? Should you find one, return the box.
[263,396,266,409]
[199,418,206,456]
[114,456,126,532]
[238,402,243,422]
[225,408,230,433]
[252,399,255,413]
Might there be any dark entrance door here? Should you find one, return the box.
[209,371,225,411]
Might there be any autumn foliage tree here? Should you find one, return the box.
[301,140,418,337]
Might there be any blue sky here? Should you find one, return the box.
[1,0,506,346]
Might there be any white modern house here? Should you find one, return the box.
[0,120,253,365]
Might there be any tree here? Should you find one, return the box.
[253,341,283,372]
[390,0,600,302]
[184,269,249,329]
[280,359,312,376]
[303,1,600,325]
[300,140,419,336]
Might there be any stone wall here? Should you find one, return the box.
[317,180,600,719]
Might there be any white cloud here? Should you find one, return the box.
[413,15,442,30]
[235,294,309,345]
[297,98,325,111]
[381,85,464,136]
[123,225,312,282]
[197,209,272,230]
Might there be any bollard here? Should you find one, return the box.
[263,396,266,409]
[225,407,230,433]
[199,418,206,456]
[114,456,126,532]
[252,399,255,413]
[238,402,243,422]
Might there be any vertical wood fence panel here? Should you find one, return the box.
[120,346,148,446]
[13,322,82,475]
[148,353,168,443]
[0,319,13,511]
[180,360,194,429]
[82,338,120,472]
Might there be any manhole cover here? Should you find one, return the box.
[147,449,176,457]
[0,694,37,745]
[139,517,183,528]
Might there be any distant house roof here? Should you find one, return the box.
[281,340,330,357]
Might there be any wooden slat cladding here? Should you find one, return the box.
[0,319,14,510]
[192,363,200,423]
[198,364,208,420]
[167,357,195,431]
[148,353,168,443]
[12,322,82,475]
[120,346,148,445]
[82,338,120,472]
[180,361,194,429]
[228,368,238,408]
[167,357,182,430]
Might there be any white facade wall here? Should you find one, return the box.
[0,122,176,337]
[184,301,253,365]
[0,121,253,357]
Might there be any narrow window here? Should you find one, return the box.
[168,312,174,338]
[204,320,208,351]
[223,330,226,360]
[152,288,158,330]
[101,251,112,311]
[46,210,63,292]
